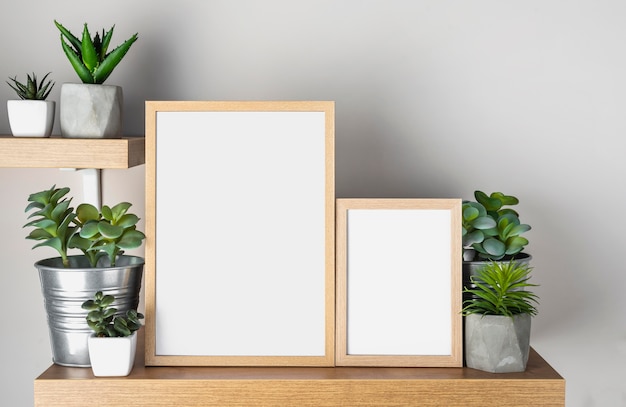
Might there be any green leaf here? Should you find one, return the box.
[101,205,113,221]
[110,202,131,221]
[79,220,100,239]
[81,300,98,311]
[76,203,100,223]
[463,206,479,222]
[80,24,98,72]
[98,221,123,239]
[54,21,82,53]
[26,229,53,240]
[117,230,145,249]
[492,192,519,206]
[473,216,496,230]
[482,238,505,258]
[92,33,138,84]
[100,26,114,60]
[475,190,502,212]
[60,35,94,83]
[505,236,529,255]
[117,214,139,228]
[463,230,484,247]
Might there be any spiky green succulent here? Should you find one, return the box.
[7,72,55,100]
[54,20,138,84]
[462,259,539,317]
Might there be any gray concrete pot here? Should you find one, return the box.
[35,255,144,367]
[465,313,531,373]
[60,83,123,138]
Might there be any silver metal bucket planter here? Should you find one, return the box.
[465,313,531,373]
[35,255,144,367]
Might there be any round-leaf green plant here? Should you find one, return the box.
[71,201,146,267]
[462,190,531,261]
[24,185,145,268]
[462,260,539,317]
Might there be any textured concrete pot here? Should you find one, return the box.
[35,255,144,367]
[7,100,55,137]
[465,313,531,373]
[60,83,123,138]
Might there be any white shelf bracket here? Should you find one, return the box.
[59,168,102,207]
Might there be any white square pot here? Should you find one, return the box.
[7,100,55,137]
[87,331,137,376]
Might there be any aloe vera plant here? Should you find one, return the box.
[7,72,55,100]
[54,20,138,84]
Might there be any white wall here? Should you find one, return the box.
[1,1,625,405]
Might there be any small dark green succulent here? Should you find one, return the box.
[462,190,531,261]
[24,185,78,268]
[54,20,138,84]
[462,259,539,317]
[82,291,144,337]
[7,72,55,100]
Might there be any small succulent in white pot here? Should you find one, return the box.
[82,291,144,376]
[6,72,56,137]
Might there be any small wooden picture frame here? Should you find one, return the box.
[145,101,335,366]
[335,198,463,367]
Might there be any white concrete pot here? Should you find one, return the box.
[60,83,123,138]
[7,100,55,137]
[88,331,137,376]
[465,313,531,373]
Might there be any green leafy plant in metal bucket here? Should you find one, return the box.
[24,185,145,268]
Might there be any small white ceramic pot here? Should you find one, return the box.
[7,100,55,137]
[87,331,137,376]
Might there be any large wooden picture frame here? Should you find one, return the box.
[145,101,335,366]
[336,198,462,367]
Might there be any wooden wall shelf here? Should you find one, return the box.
[0,135,145,169]
[34,331,565,407]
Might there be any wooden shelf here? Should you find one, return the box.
[34,331,565,407]
[0,135,145,169]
